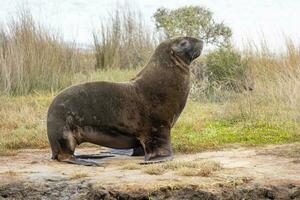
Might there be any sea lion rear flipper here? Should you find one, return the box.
[100,146,145,156]
[110,146,144,156]
[62,158,101,166]
[109,149,134,156]
[140,126,173,165]
[74,153,115,159]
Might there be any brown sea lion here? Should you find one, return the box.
[47,36,203,166]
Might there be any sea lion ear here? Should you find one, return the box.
[171,48,175,55]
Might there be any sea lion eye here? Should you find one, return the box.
[180,40,187,47]
[171,39,190,53]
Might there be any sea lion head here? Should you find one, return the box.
[152,37,203,72]
[170,37,203,65]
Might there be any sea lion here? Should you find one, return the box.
[47,36,203,166]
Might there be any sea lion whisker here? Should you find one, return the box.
[170,53,189,74]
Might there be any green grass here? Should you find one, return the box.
[173,119,298,153]
[172,101,299,153]
[0,91,298,155]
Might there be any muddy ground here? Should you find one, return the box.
[0,144,299,200]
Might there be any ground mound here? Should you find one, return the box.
[0,144,299,199]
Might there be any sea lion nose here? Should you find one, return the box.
[195,39,203,51]
[197,39,203,47]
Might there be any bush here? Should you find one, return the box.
[205,46,251,90]
[190,46,252,101]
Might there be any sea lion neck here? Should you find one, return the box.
[132,47,191,117]
[132,50,190,90]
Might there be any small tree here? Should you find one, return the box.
[153,6,232,46]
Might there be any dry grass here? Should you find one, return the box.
[0,10,94,95]
[213,176,252,189]
[2,170,18,176]
[0,94,51,155]
[121,163,141,170]
[262,143,300,158]
[0,149,17,156]
[142,166,167,175]
[176,167,211,176]
[142,159,222,176]
[176,160,222,177]
[93,5,155,69]
[223,40,300,124]
[69,172,89,180]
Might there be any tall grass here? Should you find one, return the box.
[93,6,156,69]
[220,39,300,127]
[0,10,94,95]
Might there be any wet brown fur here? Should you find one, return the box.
[47,37,203,163]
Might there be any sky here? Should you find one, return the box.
[0,0,299,50]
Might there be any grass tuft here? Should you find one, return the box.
[142,166,167,175]
[121,163,141,170]
[142,160,221,176]
[69,173,89,180]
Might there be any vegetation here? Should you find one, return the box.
[0,7,299,156]
[0,89,299,155]
[191,45,252,100]
[204,45,251,91]
[153,6,232,46]
[93,6,155,69]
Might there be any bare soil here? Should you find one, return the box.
[0,144,299,200]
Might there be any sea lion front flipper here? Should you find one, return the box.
[62,158,101,166]
[140,126,173,165]
[139,156,173,165]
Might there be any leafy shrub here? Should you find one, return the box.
[190,46,252,101]
[153,6,232,46]
[205,46,251,90]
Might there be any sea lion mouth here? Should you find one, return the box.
[190,39,203,61]
[191,49,201,61]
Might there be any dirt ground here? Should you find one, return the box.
[0,144,300,200]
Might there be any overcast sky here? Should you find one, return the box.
[0,0,299,49]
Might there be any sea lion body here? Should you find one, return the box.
[47,37,203,164]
